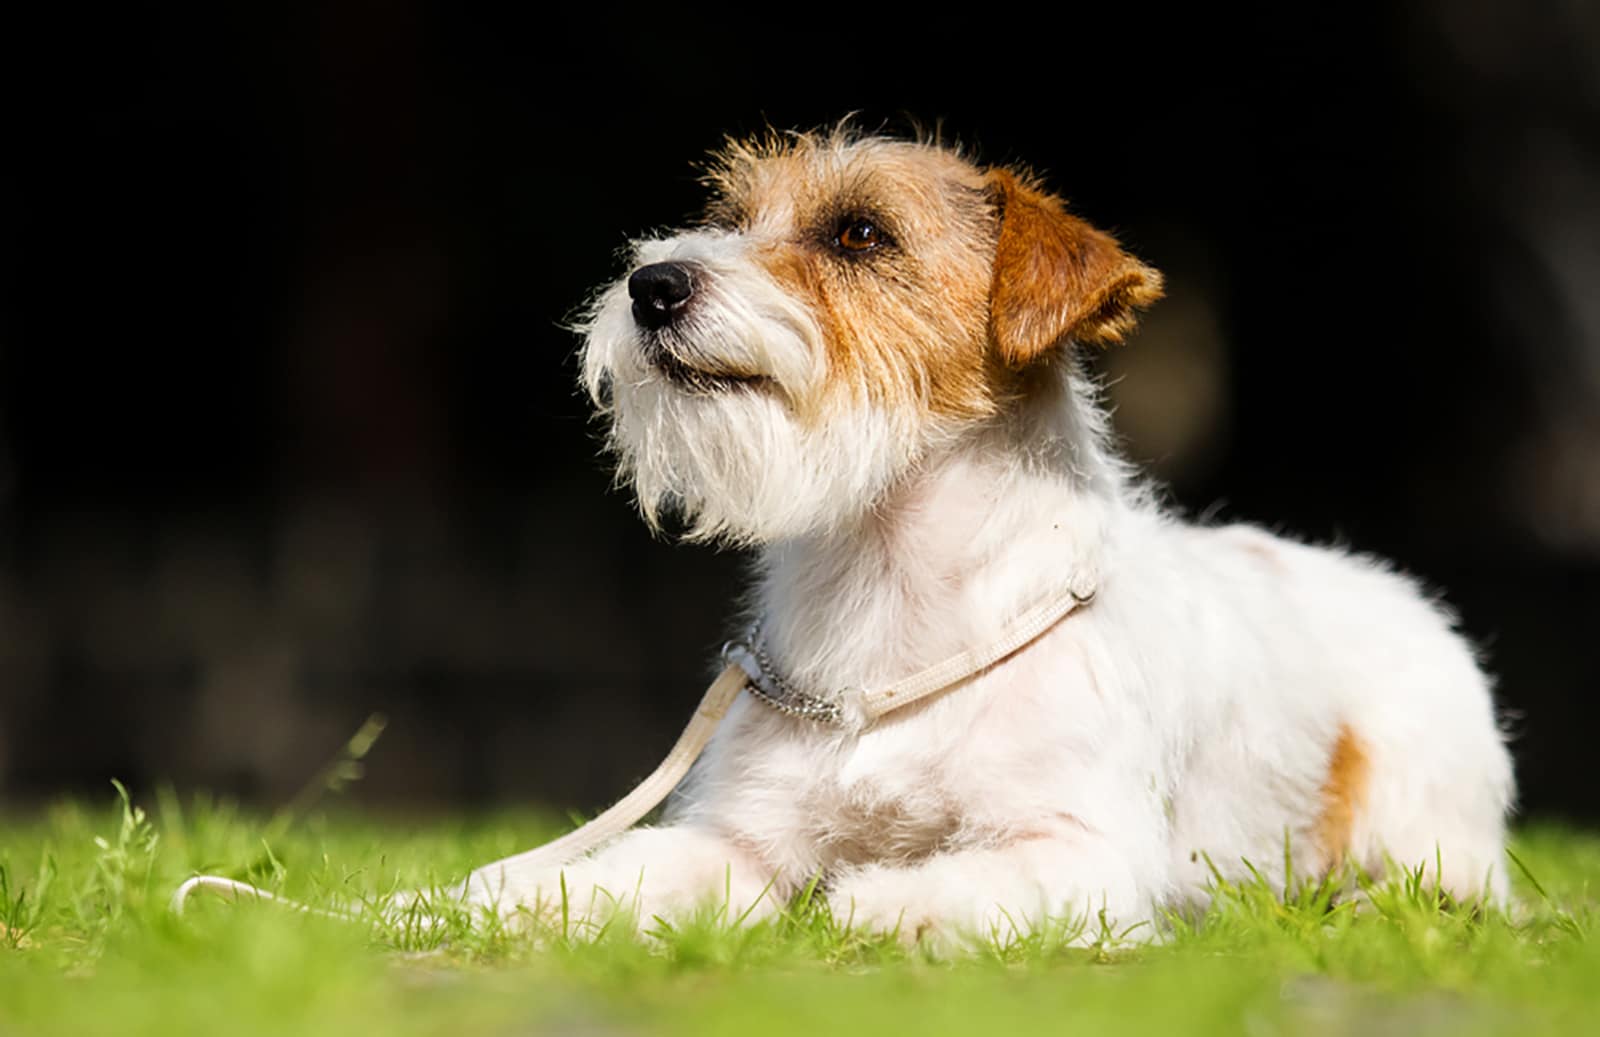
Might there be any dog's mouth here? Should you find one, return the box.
[643,339,770,394]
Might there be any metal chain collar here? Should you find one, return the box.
[721,623,846,724]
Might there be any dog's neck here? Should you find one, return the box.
[752,365,1129,701]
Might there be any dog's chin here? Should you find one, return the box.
[583,289,914,545]
[603,369,913,547]
[644,340,771,396]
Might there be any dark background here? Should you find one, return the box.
[6,4,1598,820]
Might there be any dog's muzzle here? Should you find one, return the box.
[629,261,696,330]
[624,259,769,392]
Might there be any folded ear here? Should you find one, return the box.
[986,168,1164,366]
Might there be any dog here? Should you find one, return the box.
[461,127,1515,946]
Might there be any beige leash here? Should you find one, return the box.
[170,586,1093,920]
[168,663,749,921]
[852,586,1093,721]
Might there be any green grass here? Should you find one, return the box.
[1,781,1596,1037]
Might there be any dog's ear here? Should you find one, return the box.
[986,169,1163,366]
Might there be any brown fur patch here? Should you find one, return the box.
[987,169,1164,365]
[1314,725,1370,870]
[704,130,1164,421]
[728,135,1002,421]
[810,790,963,868]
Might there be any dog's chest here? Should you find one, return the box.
[797,741,964,869]
[732,703,1008,872]
[715,615,1095,877]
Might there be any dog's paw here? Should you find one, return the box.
[455,866,587,931]
[458,860,760,939]
[828,864,1085,953]
[828,885,934,948]
[827,867,992,952]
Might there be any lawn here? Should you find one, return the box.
[1,782,1596,1037]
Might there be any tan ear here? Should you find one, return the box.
[987,169,1164,366]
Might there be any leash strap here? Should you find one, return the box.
[169,663,750,920]
[452,661,750,897]
[169,875,357,920]
[855,588,1093,721]
[170,588,1090,920]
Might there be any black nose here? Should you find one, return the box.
[628,262,695,330]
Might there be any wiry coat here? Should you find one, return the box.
[466,129,1514,946]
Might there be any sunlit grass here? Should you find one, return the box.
[1,783,1596,1037]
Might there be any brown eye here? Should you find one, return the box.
[835,218,883,252]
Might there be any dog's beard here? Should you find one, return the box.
[602,380,911,544]
[580,240,917,545]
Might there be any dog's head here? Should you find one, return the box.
[580,128,1162,544]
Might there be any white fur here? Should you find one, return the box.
[467,166,1515,949]
[581,233,925,544]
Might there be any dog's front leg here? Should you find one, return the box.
[828,824,1152,950]
[460,825,781,934]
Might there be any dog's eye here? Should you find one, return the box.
[835,218,885,253]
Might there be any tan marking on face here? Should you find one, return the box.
[1314,724,1370,870]
[715,135,1000,422]
[700,129,1164,423]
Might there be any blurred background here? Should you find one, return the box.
[5,4,1597,821]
